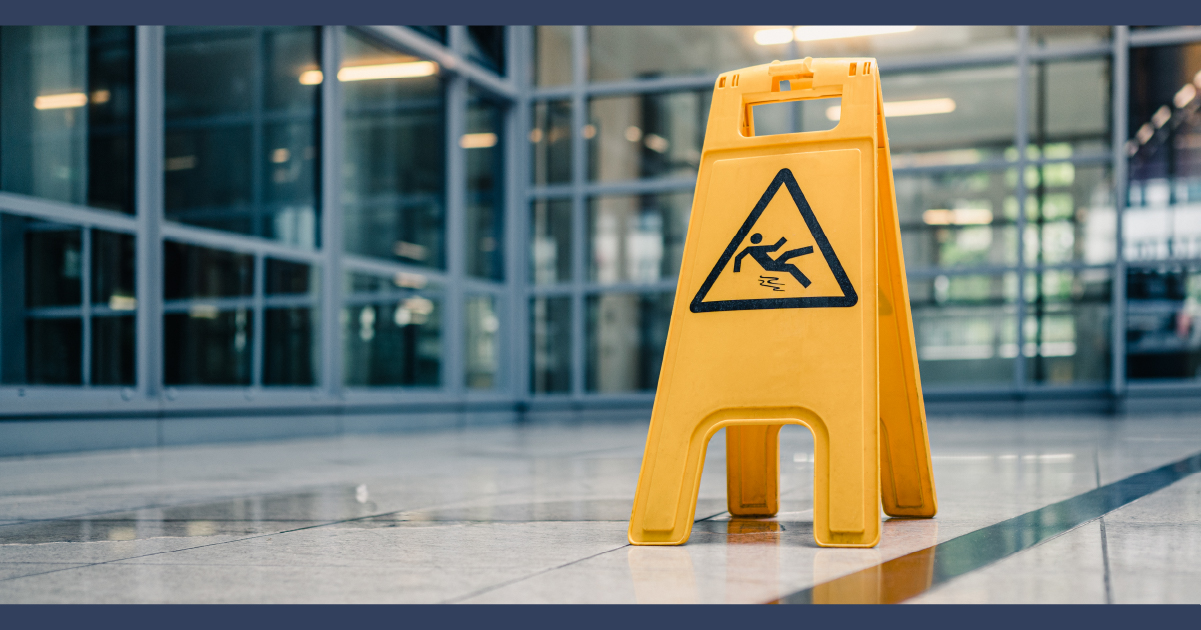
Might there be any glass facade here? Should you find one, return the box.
[0,25,1199,421]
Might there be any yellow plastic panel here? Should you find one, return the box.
[628,57,936,549]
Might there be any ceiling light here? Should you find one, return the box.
[298,70,323,85]
[827,97,955,121]
[754,27,794,46]
[34,92,88,110]
[923,209,993,225]
[794,25,916,42]
[338,61,438,82]
[1175,83,1197,108]
[460,132,497,149]
[1151,105,1172,128]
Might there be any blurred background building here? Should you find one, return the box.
[1,25,1199,454]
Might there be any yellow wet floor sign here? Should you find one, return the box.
[629,57,937,548]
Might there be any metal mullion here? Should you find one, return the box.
[340,255,450,284]
[159,223,323,263]
[1111,27,1130,398]
[445,73,467,395]
[506,25,529,406]
[135,26,165,399]
[320,25,344,398]
[355,26,517,100]
[251,253,265,388]
[0,193,138,234]
[582,281,678,295]
[1129,26,1201,48]
[1029,42,1115,62]
[907,261,1111,279]
[163,297,257,312]
[81,227,92,386]
[1014,26,1031,391]
[570,25,587,399]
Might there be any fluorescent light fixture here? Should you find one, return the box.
[298,61,438,85]
[827,97,956,121]
[108,295,137,311]
[34,92,88,110]
[1175,83,1197,108]
[1152,105,1172,128]
[794,25,915,42]
[923,208,993,225]
[754,27,794,46]
[338,61,438,82]
[460,132,497,149]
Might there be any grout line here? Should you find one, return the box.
[439,507,731,603]
[1099,516,1113,605]
[1096,446,1114,605]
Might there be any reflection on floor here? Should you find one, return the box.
[0,413,1199,603]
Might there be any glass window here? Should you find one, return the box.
[92,230,135,307]
[1126,43,1201,264]
[465,294,500,389]
[342,30,446,268]
[586,292,672,392]
[530,100,571,186]
[163,241,253,299]
[1,217,137,386]
[25,225,82,308]
[19,223,84,384]
[530,199,572,285]
[466,89,505,281]
[911,273,1019,386]
[164,309,252,385]
[1028,58,1111,156]
[91,229,137,386]
[263,258,317,386]
[1026,164,1114,266]
[466,26,505,76]
[1025,268,1111,385]
[1126,266,1201,381]
[588,192,691,284]
[264,307,315,386]
[894,170,1017,270]
[342,273,442,387]
[882,65,1018,166]
[265,258,313,295]
[0,26,135,214]
[530,296,571,393]
[164,26,320,247]
[534,26,572,86]
[92,314,134,385]
[588,26,777,81]
[588,90,709,182]
[162,241,253,386]
[26,318,82,385]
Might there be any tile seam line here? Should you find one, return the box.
[770,449,1201,604]
[440,509,731,604]
[0,494,562,585]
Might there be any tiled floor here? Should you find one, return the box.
[0,413,1199,604]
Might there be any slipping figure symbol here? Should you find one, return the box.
[733,233,814,287]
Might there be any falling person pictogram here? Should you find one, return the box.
[732,233,814,287]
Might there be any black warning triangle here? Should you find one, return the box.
[690,168,858,313]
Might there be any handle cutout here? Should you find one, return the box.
[745,97,841,137]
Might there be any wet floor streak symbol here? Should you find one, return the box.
[771,449,1201,604]
[759,276,785,291]
[690,168,857,313]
